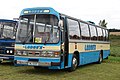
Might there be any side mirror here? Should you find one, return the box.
[58,20,63,27]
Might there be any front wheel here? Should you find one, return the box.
[68,55,78,72]
[0,59,2,64]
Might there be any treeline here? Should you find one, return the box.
[109,29,120,32]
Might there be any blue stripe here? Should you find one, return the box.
[67,50,110,67]
[0,19,17,22]
[14,50,110,69]
[79,51,100,65]
[0,55,14,59]
[103,50,110,59]
[68,54,73,68]
[0,39,15,43]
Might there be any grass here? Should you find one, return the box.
[110,35,120,57]
[0,56,120,80]
[0,35,120,80]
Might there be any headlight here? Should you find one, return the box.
[16,51,28,56]
[7,50,9,53]
[6,50,13,54]
[10,50,13,53]
[16,51,22,55]
[46,51,54,57]
[40,51,60,57]
[41,51,47,57]
[47,52,54,57]
[22,51,28,56]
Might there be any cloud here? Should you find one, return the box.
[0,0,120,29]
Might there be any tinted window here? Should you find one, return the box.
[80,22,90,40]
[89,25,97,40]
[97,27,103,41]
[67,18,80,39]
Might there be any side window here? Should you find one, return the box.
[0,23,3,32]
[89,25,97,40]
[80,22,90,40]
[105,30,109,41]
[102,29,106,41]
[67,18,80,39]
[97,27,103,41]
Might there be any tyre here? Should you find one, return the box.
[34,66,41,69]
[68,54,78,72]
[98,53,103,64]
[105,56,108,59]
[0,59,2,64]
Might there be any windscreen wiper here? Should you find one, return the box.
[44,37,49,45]
[22,31,32,44]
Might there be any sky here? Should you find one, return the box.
[0,0,120,29]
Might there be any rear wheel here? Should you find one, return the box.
[68,54,78,72]
[34,66,41,69]
[0,59,2,64]
[105,56,108,59]
[98,53,103,64]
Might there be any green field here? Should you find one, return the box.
[0,57,120,80]
[110,35,120,57]
[0,35,120,80]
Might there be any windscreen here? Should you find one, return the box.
[16,14,59,44]
[0,22,16,39]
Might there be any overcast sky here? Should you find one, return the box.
[0,0,120,29]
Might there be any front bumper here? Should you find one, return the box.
[14,56,61,69]
[0,54,14,62]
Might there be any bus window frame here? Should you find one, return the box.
[79,21,90,40]
[89,24,98,40]
[96,27,103,41]
[67,18,81,40]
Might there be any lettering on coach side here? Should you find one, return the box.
[23,45,43,49]
[85,44,96,50]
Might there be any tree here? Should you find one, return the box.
[99,19,107,28]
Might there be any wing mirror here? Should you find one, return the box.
[58,20,63,27]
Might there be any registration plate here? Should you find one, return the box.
[28,62,39,66]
